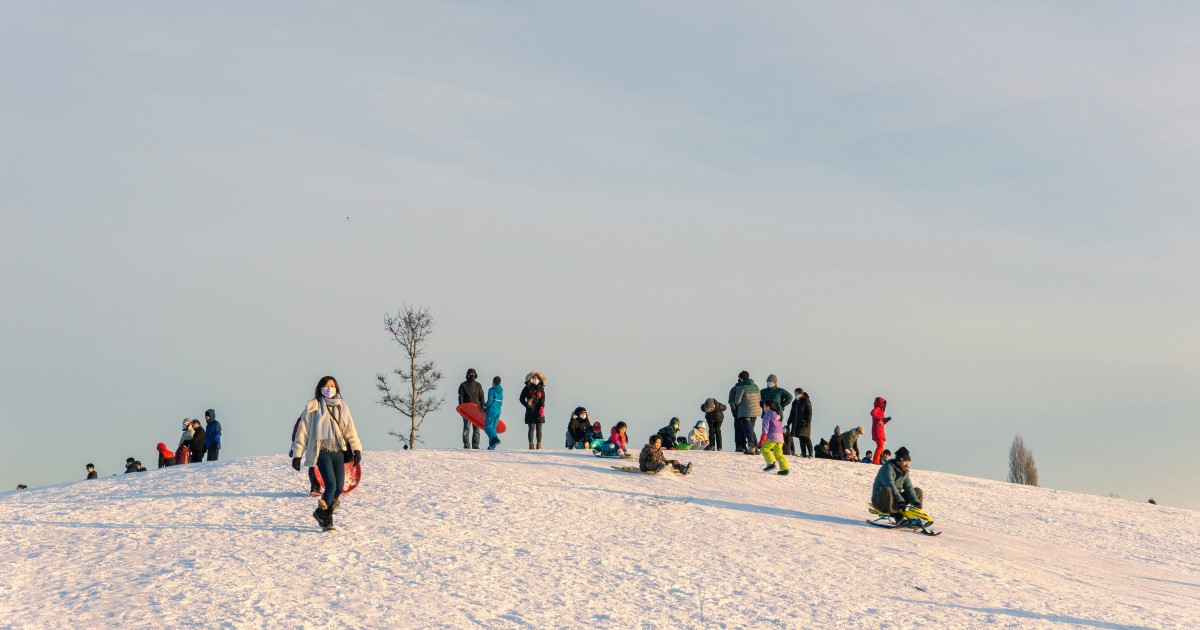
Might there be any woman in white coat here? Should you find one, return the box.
[291,376,363,531]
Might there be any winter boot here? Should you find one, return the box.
[313,499,330,529]
[536,442,542,450]
[329,496,341,513]
[529,443,535,450]
[777,469,789,476]
[487,438,500,450]
[763,463,776,472]
[680,462,692,475]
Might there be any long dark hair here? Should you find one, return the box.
[314,376,340,400]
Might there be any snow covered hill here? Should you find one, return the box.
[2,449,1197,628]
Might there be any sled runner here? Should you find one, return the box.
[868,504,940,536]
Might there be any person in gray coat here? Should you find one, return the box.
[732,371,762,454]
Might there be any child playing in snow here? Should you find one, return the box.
[639,435,692,474]
[585,421,605,449]
[688,420,710,450]
[758,401,790,476]
[598,421,632,457]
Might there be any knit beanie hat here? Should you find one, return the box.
[767,374,778,384]
[894,447,911,462]
[738,370,750,380]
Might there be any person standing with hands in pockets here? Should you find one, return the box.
[292,376,363,532]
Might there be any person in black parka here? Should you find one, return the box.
[701,398,726,451]
[458,368,485,449]
[519,371,547,449]
[788,388,813,458]
[188,419,206,464]
[566,406,591,448]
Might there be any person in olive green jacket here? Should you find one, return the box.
[759,375,793,452]
[732,371,762,454]
[840,426,866,460]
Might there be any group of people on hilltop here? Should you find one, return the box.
[80,410,222,481]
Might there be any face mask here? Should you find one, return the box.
[531,379,540,386]
[321,386,336,399]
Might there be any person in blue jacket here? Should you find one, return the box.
[204,409,222,461]
[484,376,503,450]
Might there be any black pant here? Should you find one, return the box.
[527,423,543,444]
[738,417,757,451]
[798,436,813,457]
[206,448,219,461]
[782,429,795,456]
[463,418,480,448]
[734,417,745,451]
[706,418,723,450]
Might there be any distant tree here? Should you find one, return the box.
[1148,498,1157,505]
[1007,434,1038,486]
[376,305,444,448]
[1107,491,1121,499]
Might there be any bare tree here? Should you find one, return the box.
[376,305,444,448]
[1007,434,1039,486]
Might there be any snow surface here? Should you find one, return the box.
[2,449,1197,629]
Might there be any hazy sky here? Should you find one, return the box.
[3,2,1198,508]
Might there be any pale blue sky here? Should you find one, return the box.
[3,2,1197,508]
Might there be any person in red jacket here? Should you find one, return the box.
[871,397,892,464]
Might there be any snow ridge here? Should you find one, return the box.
[2,450,1197,628]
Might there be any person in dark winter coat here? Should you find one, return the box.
[655,417,682,450]
[814,438,833,459]
[566,407,591,448]
[871,446,923,518]
[188,420,206,464]
[204,409,222,461]
[829,425,843,460]
[788,388,813,458]
[156,444,176,469]
[728,380,742,453]
[585,421,604,445]
[124,457,137,473]
[732,371,762,454]
[638,435,692,474]
[458,369,485,449]
[759,374,792,438]
[85,464,97,479]
[519,371,547,449]
[870,397,891,465]
[701,398,726,451]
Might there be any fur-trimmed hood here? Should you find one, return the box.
[525,371,547,385]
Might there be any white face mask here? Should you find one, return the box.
[531,379,540,386]
[321,386,337,399]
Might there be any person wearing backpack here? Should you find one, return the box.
[204,409,222,461]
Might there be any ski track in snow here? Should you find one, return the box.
[2,450,1197,629]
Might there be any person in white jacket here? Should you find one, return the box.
[291,376,363,532]
[688,420,710,451]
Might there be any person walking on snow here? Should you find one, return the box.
[204,409,222,461]
[639,435,692,475]
[732,371,762,454]
[758,400,790,475]
[291,376,363,532]
[701,398,726,451]
[788,388,813,458]
[870,397,892,465]
[759,375,792,451]
[484,376,503,450]
[458,369,485,449]
[519,371,547,449]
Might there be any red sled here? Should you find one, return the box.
[313,460,362,494]
[174,446,190,465]
[456,403,506,434]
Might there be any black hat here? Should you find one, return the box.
[466,368,478,380]
[738,370,750,380]
[894,447,911,462]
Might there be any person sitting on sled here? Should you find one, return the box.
[687,420,709,451]
[585,421,605,447]
[597,421,632,457]
[639,435,692,475]
[655,417,682,450]
[871,447,923,522]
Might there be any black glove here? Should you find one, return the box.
[911,501,921,509]
[352,450,362,465]
[884,416,892,422]
[291,457,301,471]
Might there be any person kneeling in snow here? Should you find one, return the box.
[871,447,923,522]
[156,443,176,468]
[566,407,592,449]
[639,435,692,475]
